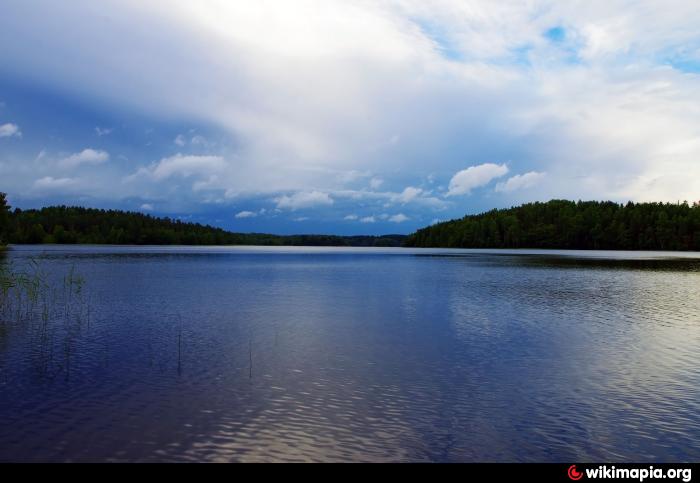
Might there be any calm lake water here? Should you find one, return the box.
[1,245,699,462]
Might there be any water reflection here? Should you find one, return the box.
[0,246,699,462]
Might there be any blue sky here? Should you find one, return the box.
[1,1,700,235]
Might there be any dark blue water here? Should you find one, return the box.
[1,246,699,462]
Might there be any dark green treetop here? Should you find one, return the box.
[0,193,10,246]
[405,200,700,251]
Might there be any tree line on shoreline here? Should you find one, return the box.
[405,199,700,251]
[2,194,700,251]
[0,195,404,247]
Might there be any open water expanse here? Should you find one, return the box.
[1,245,699,462]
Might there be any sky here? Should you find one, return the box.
[1,1,699,235]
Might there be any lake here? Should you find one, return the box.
[1,245,699,462]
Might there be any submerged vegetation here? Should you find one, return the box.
[0,258,90,380]
[406,200,700,251]
[1,200,405,247]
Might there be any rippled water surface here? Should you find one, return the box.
[1,246,700,462]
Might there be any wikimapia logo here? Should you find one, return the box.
[569,465,584,481]
[567,465,692,482]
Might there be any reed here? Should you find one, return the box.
[0,258,90,380]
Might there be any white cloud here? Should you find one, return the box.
[95,127,113,137]
[389,213,409,223]
[330,188,449,212]
[3,1,700,206]
[496,171,546,193]
[275,191,334,210]
[0,123,21,138]
[59,149,110,169]
[140,203,154,211]
[135,154,226,181]
[344,214,359,221]
[191,135,207,146]
[360,216,376,223]
[173,133,210,148]
[334,169,371,184]
[35,150,47,161]
[369,177,384,190]
[447,163,509,196]
[33,176,77,190]
[393,186,423,203]
[235,210,257,219]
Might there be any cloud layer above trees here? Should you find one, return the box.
[1,1,699,233]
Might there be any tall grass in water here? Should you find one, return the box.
[0,259,47,324]
[0,259,90,381]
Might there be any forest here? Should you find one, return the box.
[405,200,700,251]
[3,195,700,251]
[0,193,9,247]
[0,196,405,247]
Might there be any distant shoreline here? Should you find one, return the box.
[4,244,700,255]
[406,200,700,252]
[2,200,700,251]
[2,205,407,248]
